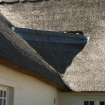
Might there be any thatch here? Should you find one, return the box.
[0,15,69,91]
[0,0,40,3]
[0,0,105,91]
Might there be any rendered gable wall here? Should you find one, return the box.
[0,64,58,105]
[58,92,105,105]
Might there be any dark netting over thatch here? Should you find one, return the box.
[15,27,87,74]
[0,13,87,91]
[1,0,105,91]
[0,15,70,91]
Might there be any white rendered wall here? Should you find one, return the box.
[59,92,105,105]
[0,64,58,105]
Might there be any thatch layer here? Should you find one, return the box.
[0,0,40,3]
[0,0,105,91]
[0,16,69,91]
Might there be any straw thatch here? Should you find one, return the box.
[0,0,105,91]
[0,0,40,3]
[0,15,70,91]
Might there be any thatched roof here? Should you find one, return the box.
[0,13,87,91]
[0,0,39,3]
[0,14,70,91]
[0,0,105,92]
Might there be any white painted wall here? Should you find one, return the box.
[0,64,58,105]
[2,63,105,105]
[59,92,105,105]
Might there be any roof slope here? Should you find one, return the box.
[1,0,105,92]
[0,14,69,91]
[0,13,87,91]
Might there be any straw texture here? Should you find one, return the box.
[0,0,105,91]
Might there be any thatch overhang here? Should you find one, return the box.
[1,0,105,92]
[0,16,70,91]
[0,13,87,91]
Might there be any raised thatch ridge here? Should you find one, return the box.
[0,13,70,91]
[0,13,88,91]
